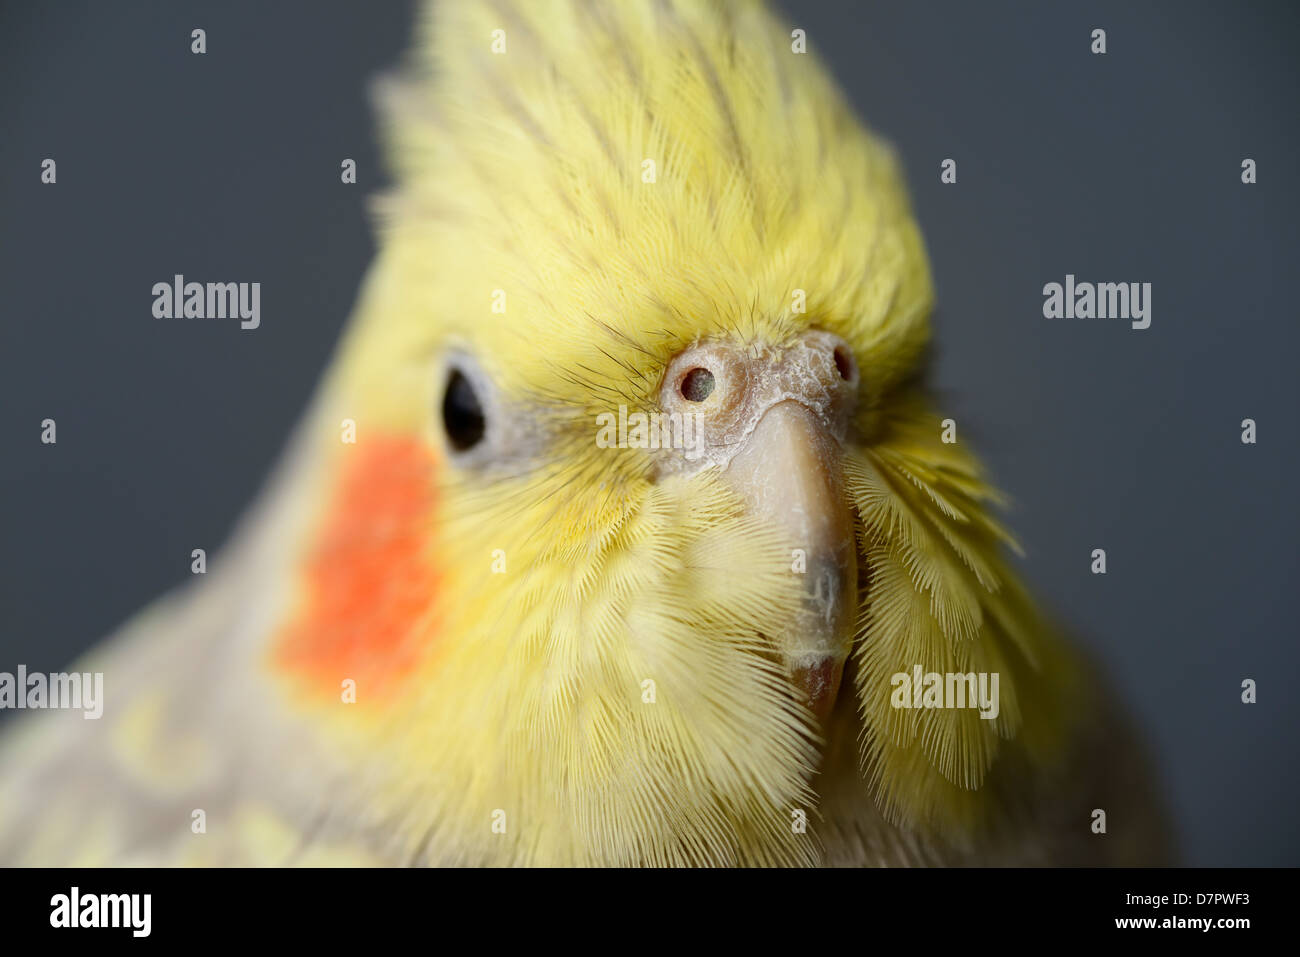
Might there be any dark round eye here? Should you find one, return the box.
[441,368,486,451]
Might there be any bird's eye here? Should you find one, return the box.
[441,367,486,451]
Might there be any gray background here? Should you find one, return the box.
[1,1,1296,866]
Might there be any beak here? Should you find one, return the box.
[658,330,860,722]
[721,400,857,720]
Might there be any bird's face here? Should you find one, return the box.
[267,0,1072,865]
[277,298,907,865]
[380,321,875,866]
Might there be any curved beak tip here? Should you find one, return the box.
[790,656,846,722]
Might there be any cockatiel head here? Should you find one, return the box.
[260,0,1085,866]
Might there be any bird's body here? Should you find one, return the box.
[0,0,1172,866]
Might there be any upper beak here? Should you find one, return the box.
[721,400,857,720]
[658,330,860,721]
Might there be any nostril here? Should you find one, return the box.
[680,367,716,402]
[832,346,855,382]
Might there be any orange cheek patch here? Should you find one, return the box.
[273,433,441,701]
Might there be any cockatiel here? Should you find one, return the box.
[0,0,1173,866]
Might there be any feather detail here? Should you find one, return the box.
[846,392,1078,839]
